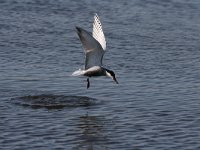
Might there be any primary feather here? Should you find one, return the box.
[92,14,106,50]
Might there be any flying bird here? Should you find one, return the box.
[72,14,118,89]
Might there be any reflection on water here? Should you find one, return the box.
[74,114,109,150]
[11,94,101,109]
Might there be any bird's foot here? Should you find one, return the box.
[87,78,90,89]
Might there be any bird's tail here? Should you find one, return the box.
[72,69,85,76]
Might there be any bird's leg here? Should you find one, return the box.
[87,78,90,89]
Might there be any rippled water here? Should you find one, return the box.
[1,0,200,149]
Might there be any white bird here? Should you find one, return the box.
[72,13,118,89]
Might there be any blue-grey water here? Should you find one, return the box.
[1,0,200,149]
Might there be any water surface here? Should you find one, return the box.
[1,0,200,149]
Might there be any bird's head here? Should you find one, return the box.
[105,69,118,84]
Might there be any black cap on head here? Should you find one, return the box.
[106,69,118,84]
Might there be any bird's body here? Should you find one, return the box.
[84,66,106,77]
[72,14,118,88]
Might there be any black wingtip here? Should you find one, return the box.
[75,26,81,33]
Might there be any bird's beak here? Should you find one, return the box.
[113,77,119,84]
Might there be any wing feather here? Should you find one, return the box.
[76,27,104,69]
[92,14,106,50]
[75,14,106,70]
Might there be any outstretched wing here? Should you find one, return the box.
[92,14,106,50]
[76,27,104,69]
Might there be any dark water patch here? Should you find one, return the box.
[11,94,100,109]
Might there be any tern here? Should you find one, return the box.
[72,14,118,89]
